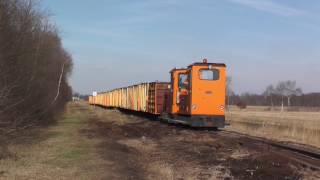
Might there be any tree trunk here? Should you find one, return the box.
[287,96,291,107]
[270,95,274,109]
[52,63,65,104]
[281,96,284,112]
[227,95,230,110]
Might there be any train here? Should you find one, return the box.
[89,59,226,128]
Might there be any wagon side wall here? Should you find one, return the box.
[90,82,169,115]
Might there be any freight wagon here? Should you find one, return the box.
[89,59,226,128]
[89,82,169,114]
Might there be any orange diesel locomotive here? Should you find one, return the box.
[89,59,226,128]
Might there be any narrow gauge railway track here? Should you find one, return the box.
[114,109,320,168]
[219,129,320,170]
[93,105,320,171]
[160,117,320,168]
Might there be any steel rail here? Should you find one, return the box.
[220,129,320,170]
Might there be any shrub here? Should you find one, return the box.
[236,102,247,109]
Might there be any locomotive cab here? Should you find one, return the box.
[163,59,226,128]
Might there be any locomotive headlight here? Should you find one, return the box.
[192,104,197,110]
[219,105,225,111]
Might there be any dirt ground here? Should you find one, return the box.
[1,102,319,180]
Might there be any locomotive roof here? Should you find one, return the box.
[169,68,187,73]
[188,62,226,68]
[170,62,226,73]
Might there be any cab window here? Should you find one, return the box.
[178,74,188,89]
[199,69,219,80]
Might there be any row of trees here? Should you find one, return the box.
[227,78,320,109]
[0,0,73,133]
[263,81,302,110]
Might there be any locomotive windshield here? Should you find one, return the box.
[199,69,219,80]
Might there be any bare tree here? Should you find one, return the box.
[0,0,73,133]
[263,85,275,109]
[226,76,234,109]
[276,81,302,111]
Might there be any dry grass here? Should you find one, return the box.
[92,106,133,125]
[2,102,316,179]
[226,106,320,148]
[0,102,109,180]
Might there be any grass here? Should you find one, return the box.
[0,102,107,180]
[226,106,320,148]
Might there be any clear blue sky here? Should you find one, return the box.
[42,0,320,94]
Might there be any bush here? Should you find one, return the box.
[236,102,247,109]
